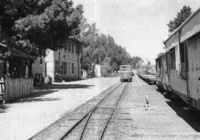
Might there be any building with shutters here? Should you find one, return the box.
[32,39,83,84]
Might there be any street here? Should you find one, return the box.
[30,75,200,140]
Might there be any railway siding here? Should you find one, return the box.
[30,82,121,140]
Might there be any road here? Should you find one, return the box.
[31,75,200,140]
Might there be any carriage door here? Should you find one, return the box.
[194,37,200,107]
[187,36,200,108]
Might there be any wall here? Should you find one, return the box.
[5,78,33,101]
[32,40,82,82]
[187,36,200,102]
[94,64,101,77]
[32,57,45,78]
[165,32,179,51]
[53,40,81,81]
[180,9,200,42]
[45,49,55,81]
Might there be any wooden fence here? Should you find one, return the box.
[5,78,33,101]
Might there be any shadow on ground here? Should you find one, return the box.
[35,84,94,89]
[0,104,8,113]
[157,88,200,132]
[0,84,94,113]
[8,89,59,104]
[13,84,94,103]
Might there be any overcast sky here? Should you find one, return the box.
[73,0,200,64]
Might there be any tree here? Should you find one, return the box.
[167,5,192,33]
[131,56,143,68]
[1,0,84,55]
[80,24,134,75]
[0,0,53,42]
[80,23,99,70]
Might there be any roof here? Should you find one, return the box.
[156,52,165,59]
[0,43,8,58]
[69,37,88,47]
[0,43,7,48]
[164,7,200,44]
[9,48,35,59]
[0,43,35,59]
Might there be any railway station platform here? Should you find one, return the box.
[31,75,200,140]
[0,77,119,140]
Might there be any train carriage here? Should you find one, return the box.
[156,7,200,110]
[119,65,133,82]
[156,53,168,90]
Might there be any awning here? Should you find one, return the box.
[8,48,35,59]
[0,43,35,59]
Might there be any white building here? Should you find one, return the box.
[32,39,83,84]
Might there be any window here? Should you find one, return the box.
[65,62,67,75]
[180,43,185,63]
[74,46,76,54]
[61,62,64,75]
[72,63,74,74]
[75,66,76,75]
[62,62,67,75]
[58,52,60,61]
[166,52,171,71]
[69,62,70,74]
[68,43,71,52]
[65,42,68,52]
[72,44,74,54]
[156,58,161,71]
[40,58,43,64]
[71,44,73,53]
[55,60,60,74]
[170,48,176,70]
[45,63,47,76]
[180,42,187,79]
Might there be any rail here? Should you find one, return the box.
[61,82,129,140]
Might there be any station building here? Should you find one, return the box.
[0,43,34,101]
[32,39,83,84]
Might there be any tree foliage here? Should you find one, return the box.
[167,5,192,33]
[0,0,84,55]
[130,56,143,68]
[80,23,143,75]
[0,0,143,76]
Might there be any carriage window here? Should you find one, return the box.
[166,52,171,71]
[180,42,187,79]
[180,43,185,63]
[170,48,176,70]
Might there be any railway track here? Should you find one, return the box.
[61,82,129,140]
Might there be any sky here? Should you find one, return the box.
[73,0,200,64]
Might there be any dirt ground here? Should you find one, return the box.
[5,75,200,140]
[104,75,200,140]
[0,77,119,140]
[31,75,200,140]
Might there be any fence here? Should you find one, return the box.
[5,78,33,101]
